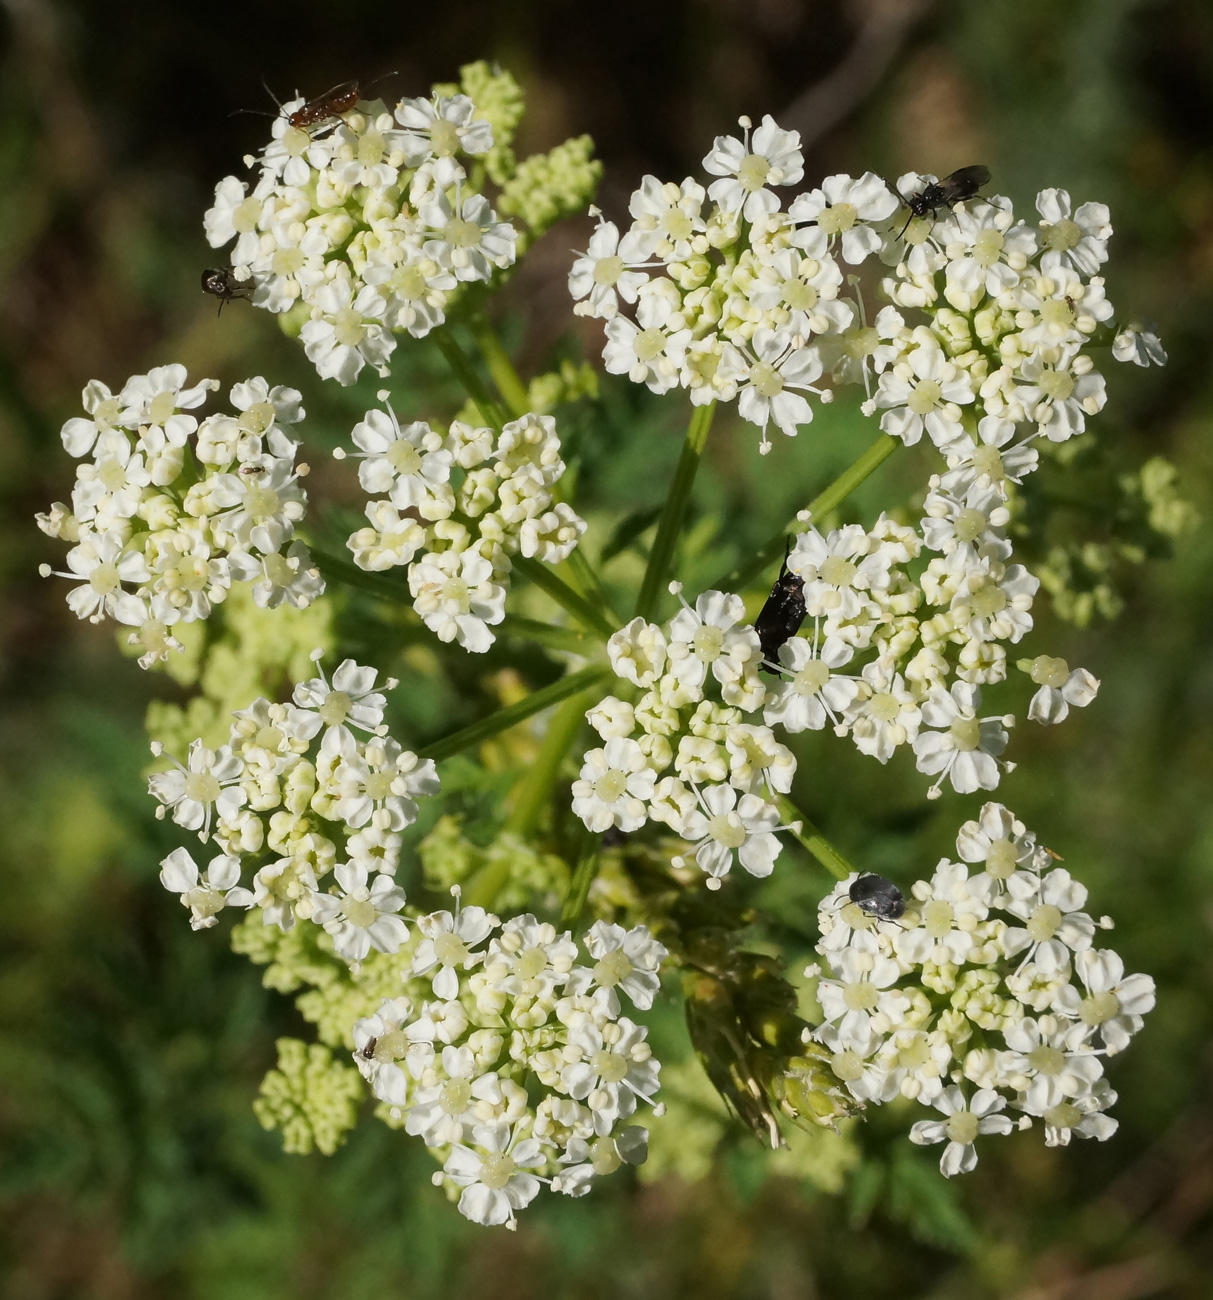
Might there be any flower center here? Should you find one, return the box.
[342,896,378,928]
[737,153,771,191]
[478,1152,516,1191]
[783,279,818,312]
[374,1029,408,1061]
[831,1050,865,1082]
[444,217,482,249]
[244,484,281,519]
[357,130,385,165]
[1081,991,1120,1026]
[908,378,943,415]
[953,507,988,544]
[692,624,725,661]
[185,885,224,918]
[233,195,262,233]
[707,812,748,850]
[594,769,628,803]
[663,208,693,240]
[634,327,668,363]
[184,771,221,805]
[1045,1101,1082,1129]
[318,690,352,726]
[1028,1044,1066,1076]
[972,445,1004,480]
[818,202,857,235]
[973,228,1004,266]
[441,577,470,610]
[924,899,955,938]
[820,555,858,587]
[869,691,900,723]
[592,1048,630,1084]
[432,931,469,967]
[985,839,1018,879]
[333,308,366,348]
[238,401,276,434]
[1041,297,1076,330]
[263,552,294,586]
[90,561,122,595]
[794,661,830,696]
[750,360,784,399]
[1044,218,1082,251]
[364,770,396,800]
[1038,369,1075,401]
[430,118,461,156]
[592,949,634,988]
[945,1111,980,1145]
[969,583,1007,618]
[514,946,548,979]
[590,1138,623,1175]
[440,1078,472,1115]
[393,264,428,299]
[949,717,982,751]
[593,255,624,287]
[1027,903,1063,942]
[1029,655,1070,688]
[387,440,424,476]
[843,981,879,1011]
[281,124,311,156]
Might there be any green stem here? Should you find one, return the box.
[310,546,412,604]
[432,326,508,428]
[498,615,594,655]
[418,666,610,763]
[512,555,617,638]
[560,823,601,928]
[472,315,531,419]
[778,795,856,882]
[716,433,900,594]
[636,401,716,619]
[504,689,594,836]
[564,546,621,624]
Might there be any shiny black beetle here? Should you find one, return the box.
[848,873,906,922]
[201,267,254,315]
[755,539,806,673]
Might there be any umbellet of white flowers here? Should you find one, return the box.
[204,82,514,386]
[150,651,437,961]
[355,901,667,1227]
[37,369,323,669]
[807,801,1155,1176]
[336,398,587,652]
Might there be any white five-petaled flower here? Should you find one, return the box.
[40,530,149,625]
[1035,188,1111,277]
[873,342,974,447]
[309,860,409,962]
[909,1086,1016,1176]
[158,846,253,929]
[338,406,454,517]
[1057,949,1156,1055]
[408,547,507,653]
[572,738,657,834]
[441,1121,546,1229]
[413,899,498,1000]
[582,921,668,1014]
[675,783,786,888]
[147,739,246,840]
[568,217,651,319]
[762,633,858,733]
[292,652,395,753]
[1024,656,1099,725]
[788,171,899,264]
[737,330,826,453]
[913,681,1009,797]
[702,114,804,223]
[1002,867,1096,971]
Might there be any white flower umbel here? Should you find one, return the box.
[571,738,658,833]
[148,739,247,840]
[702,114,804,223]
[737,330,828,454]
[309,861,409,962]
[441,1121,546,1228]
[675,783,788,889]
[1023,656,1100,725]
[808,805,1151,1174]
[292,650,396,753]
[158,846,253,929]
[789,171,899,265]
[912,682,1010,797]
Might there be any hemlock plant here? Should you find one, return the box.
[37,61,1180,1228]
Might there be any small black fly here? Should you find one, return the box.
[899,165,991,235]
[201,267,254,315]
[755,539,806,673]
[360,1036,378,1060]
[848,873,906,922]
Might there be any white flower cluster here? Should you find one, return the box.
[37,367,323,669]
[205,86,514,385]
[807,802,1155,1176]
[151,653,438,962]
[570,114,1164,454]
[774,504,1098,797]
[340,402,587,652]
[354,909,666,1227]
[574,585,800,888]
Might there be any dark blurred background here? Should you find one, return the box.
[3,0,1213,1296]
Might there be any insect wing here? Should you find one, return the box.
[938,165,991,205]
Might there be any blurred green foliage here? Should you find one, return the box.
[2,0,1212,1296]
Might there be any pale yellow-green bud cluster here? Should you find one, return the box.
[419,814,571,914]
[253,1038,364,1155]
[500,136,604,252]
